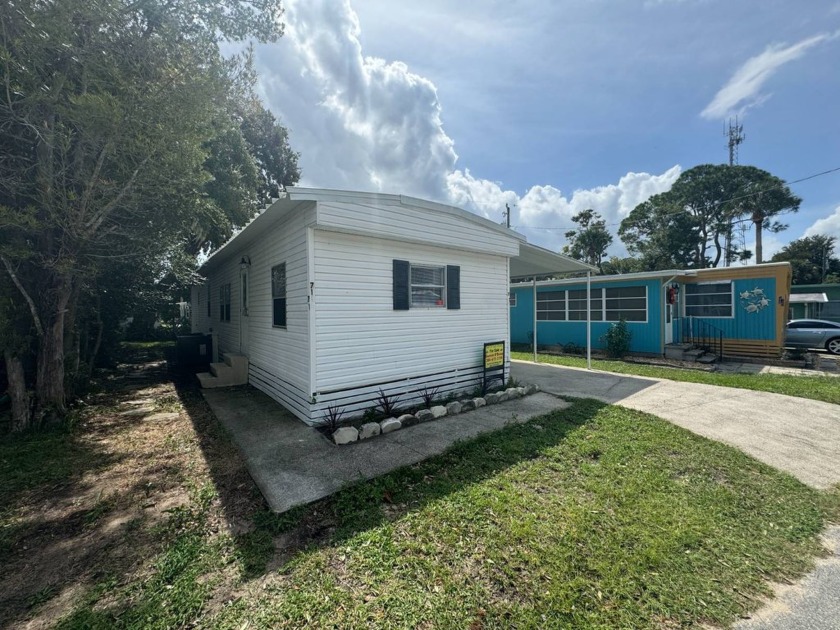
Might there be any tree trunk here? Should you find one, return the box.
[4,350,32,432]
[35,277,72,417]
[753,212,763,264]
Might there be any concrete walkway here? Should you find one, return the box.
[202,387,569,513]
[735,526,840,630]
[511,360,840,490]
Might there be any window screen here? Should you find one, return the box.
[604,286,646,322]
[685,282,732,317]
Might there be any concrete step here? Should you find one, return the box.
[199,354,249,389]
[665,343,693,360]
[696,353,718,364]
[684,348,705,360]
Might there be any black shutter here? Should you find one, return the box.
[393,259,410,310]
[446,265,460,310]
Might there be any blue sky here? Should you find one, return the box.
[250,0,840,260]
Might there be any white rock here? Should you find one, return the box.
[333,426,359,445]
[430,405,447,419]
[415,409,435,422]
[517,386,527,396]
[359,422,381,440]
[473,397,486,408]
[380,418,402,434]
[446,401,462,415]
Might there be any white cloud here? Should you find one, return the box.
[252,0,681,255]
[701,33,836,120]
[804,206,840,240]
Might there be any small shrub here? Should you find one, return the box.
[562,341,582,355]
[322,405,344,433]
[418,386,440,408]
[506,377,521,389]
[375,389,401,417]
[601,318,631,358]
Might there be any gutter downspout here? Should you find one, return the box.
[586,271,591,370]
[533,276,538,363]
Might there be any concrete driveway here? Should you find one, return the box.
[512,360,840,490]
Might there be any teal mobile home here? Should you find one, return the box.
[510,262,792,359]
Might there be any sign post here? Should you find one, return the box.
[483,341,506,393]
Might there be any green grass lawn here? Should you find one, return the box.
[40,399,838,629]
[512,351,840,406]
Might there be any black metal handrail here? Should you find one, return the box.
[678,317,724,361]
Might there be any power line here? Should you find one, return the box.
[512,165,840,231]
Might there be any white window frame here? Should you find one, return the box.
[409,263,447,308]
[602,285,648,323]
[683,281,734,319]
[536,290,566,321]
[509,292,517,307]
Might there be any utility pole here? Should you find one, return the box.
[723,117,746,266]
[503,203,511,228]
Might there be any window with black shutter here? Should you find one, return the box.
[393,260,460,310]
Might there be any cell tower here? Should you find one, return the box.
[725,116,745,166]
[723,117,745,266]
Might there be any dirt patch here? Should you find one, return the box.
[0,355,265,629]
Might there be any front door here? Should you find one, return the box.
[239,267,249,355]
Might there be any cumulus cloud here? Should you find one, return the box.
[252,0,680,253]
[804,206,840,240]
[701,33,837,120]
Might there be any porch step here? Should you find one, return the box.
[664,343,718,364]
[664,343,693,361]
[198,352,248,388]
[696,353,719,365]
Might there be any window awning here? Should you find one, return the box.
[510,242,597,280]
[789,293,829,304]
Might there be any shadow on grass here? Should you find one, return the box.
[171,370,604,578]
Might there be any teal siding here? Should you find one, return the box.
[675,277,777,341]
[510,279,663,354]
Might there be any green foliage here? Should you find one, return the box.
[562,209,613,270]
[771,235,840,284]
[619,164,800,270]
[599,256,643,275]
[0,0,299,425]
[601,318,632,358]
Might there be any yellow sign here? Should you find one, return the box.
[484,342,505,369]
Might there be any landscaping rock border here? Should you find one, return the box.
[330,383,541,445]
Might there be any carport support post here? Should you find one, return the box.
[586,271,592,370]
[532,276,538,363]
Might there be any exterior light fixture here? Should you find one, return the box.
[239,255,251,269]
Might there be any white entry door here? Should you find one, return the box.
[239,267,249,355]
[665,304,674,344]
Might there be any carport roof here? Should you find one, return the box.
[510,242,597,279]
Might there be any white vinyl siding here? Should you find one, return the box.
[313,230,509,394]
[685,282,733,318]
[316,199,520,257]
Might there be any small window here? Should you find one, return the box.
[272,263,287,327]
[602,286,647,322]
[685,282,732,318]
[219,284,231,322]
[537,290,566,321]
[509,292,517,307]
[410,264,446,308]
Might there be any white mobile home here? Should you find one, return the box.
[190,188,591,425]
